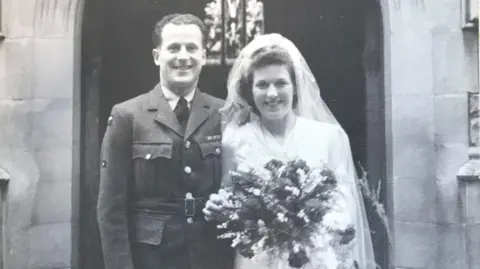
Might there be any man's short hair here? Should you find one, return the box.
[152,13,207,48]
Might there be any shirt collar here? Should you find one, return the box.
[162,86,196,103]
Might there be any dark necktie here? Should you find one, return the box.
[174,97,190,129]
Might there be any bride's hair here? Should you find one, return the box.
[237,45,299,115]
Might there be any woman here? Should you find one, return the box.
[204,34,376,269]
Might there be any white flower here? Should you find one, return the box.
[293,243,301,253]
[252,188,261,196]
[231,213,240,220]
[218,232,236,239]
[217,222,228,229]
[297,210,311,224]
[277,213,288,222]
[297,169,307,184]
[285,186,300,196]
[241,235,252,244]
[252,236,268,254]
[297,210,306,218]
[232,234,242,247]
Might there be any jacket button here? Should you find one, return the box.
[184,166,192,174]
[146,153,152,160]
[187,217,193,224]
[215,148,221,154]
[184,140,191,149]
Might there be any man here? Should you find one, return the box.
[97,13,234,269]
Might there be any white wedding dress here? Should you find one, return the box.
[222,116,363,269]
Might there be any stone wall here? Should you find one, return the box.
[385,0,478,268]
[0,0,77,268]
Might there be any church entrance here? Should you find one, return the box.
[78,0,387,268]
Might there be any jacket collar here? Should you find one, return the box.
[146,83,214,139]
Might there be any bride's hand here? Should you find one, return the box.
[203,190,230,222]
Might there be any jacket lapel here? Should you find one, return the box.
[147,84,184,137]
[184,91,213,140]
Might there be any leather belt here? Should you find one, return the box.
[133,193,208,218]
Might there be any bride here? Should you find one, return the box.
[204,33,376,269]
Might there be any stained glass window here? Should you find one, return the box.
[204,0,264,65]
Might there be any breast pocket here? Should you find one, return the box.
[132,143,173,196]
[198,141,222,189]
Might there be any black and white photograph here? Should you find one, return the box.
[0,0,478,269]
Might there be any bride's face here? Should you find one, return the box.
[252,64,295,120]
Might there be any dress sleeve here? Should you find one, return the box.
[306,125,359,269]
[221,123,239,188]
[325,125,376,269]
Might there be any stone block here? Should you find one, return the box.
[392,175,437,223]
[464,182,480,225]
[31,99,73,151]
[428,0,462,28]
[0,100,33,150]
[1,39,34,99]
[5,229,29,269]
[435,180,463,225]
[32,39,74,99]
[34,148,72,181]
[390,32,433,95]
[29,222,71,269]
[391,94,435,141]
[391,139,436,181]
[435,143,468,224]
[431,30,468,95]
[3,0,35,37]
[32,180,71,224]
[33,0,76,38]
[389,3,431,33]
[466,224,480,269]
[436,143,469,182]
[391,94,436,180]
[434,95,468,145]
[393,222,438,269]
[0,149,40,269]
[432,224,467,269]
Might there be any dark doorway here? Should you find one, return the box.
[77,1,387,269]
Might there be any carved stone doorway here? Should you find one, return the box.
[77,0,387,268]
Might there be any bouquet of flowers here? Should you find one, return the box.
[214,159,357,268]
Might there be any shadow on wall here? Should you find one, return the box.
[0,166,8,269]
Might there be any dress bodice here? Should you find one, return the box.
[222,117,341,172]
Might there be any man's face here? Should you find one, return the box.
[153,23,206,95]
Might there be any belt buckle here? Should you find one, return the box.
[185,193,195,217]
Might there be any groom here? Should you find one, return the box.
[97,13,234,269]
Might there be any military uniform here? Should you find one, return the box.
[97,83,234,269]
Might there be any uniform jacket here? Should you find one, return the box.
[97,83,234,269]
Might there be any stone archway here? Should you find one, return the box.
[72,1,392,269]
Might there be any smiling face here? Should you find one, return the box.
[152,23,206,96]
[251,64,295,121]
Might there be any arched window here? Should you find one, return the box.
[204,0,264,65]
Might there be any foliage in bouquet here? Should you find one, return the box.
[216,159,356,268]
